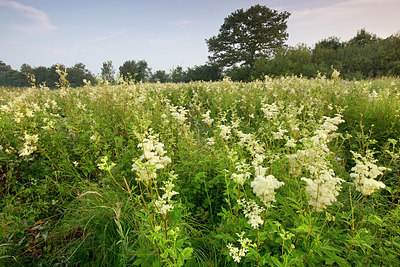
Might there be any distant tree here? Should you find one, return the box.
[313,36,343,74]
[119,60,150,82]
[376,34,400,76]
[206,5,290,68]
[286,44,317,77]
[347,28,379,46]
[170,66,186,83]
[226,66,252,82]
[0,60,12,74]
[150,70,170,83]
[67,62,97,87]
[32,66,49,86]
[46,64,63,88]
[186,63,223,81]
[101,60,115,82]
[20,63,33,74]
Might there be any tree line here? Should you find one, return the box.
[1,5,399,88]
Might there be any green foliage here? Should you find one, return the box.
[119,59,151,82]
[67,63,97,87]
[101,60,116,83]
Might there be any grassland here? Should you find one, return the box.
[1,75,400,266]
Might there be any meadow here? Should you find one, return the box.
[1,72,400,266]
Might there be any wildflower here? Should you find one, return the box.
[301,174,344,212]
[154,173,179,215]
[272,126,287,140]
[231,160,251,185]
[206,137,215,146]
[350,150,387,196]
[132,132,171,184]
[202,110,214,126]
[19,133,39,157]
[237,199,265,229]
[90,134,98,142]
[285,138,296,148]
[170,105,187,125]
[261,102,279,119]
[296,114,345,211]
[217,125,231,141]
[251,171,284,205]
[227,232,254,263]
[331,69,340,79]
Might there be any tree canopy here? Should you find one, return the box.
[119,60,150,82]
[206,4,290,68]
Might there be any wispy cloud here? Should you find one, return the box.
[291,0,398,22]
[94,29,129,42]
[0,0,56,35]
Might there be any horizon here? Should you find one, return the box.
[1,0,399,75]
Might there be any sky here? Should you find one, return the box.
[0,0,399,75]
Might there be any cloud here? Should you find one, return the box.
[0,0,56,34]
[94,29,129,42]
[291,0,398,22]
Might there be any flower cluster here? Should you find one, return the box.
[132,131,171,184]
[237,198,265,229]
[293,114,345,212]
[227,232,255,263]
[201,110,214,126]
[350,150,387,196]
[301,170,344,212]
[251,168,284,206]
[19,132,39,157]
[217,124,231,141]
[261,102,280,120]
[154,172,179,215]
[170,105,187,125]
[231,160,252,185]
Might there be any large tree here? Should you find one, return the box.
[206,5,290,68]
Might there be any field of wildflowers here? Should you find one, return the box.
[1,72,400,266]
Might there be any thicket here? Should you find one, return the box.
[1,73,399,266]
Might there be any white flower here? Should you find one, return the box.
[261,102,279,119]
[170,105,187,125]
[237,199,264,229]
[19,133,39,157]
[350,150,387,196]
[132,132,171,184]
[231,161,251,185]
[202,110,214,126]
[154,173,179,215]
[285,138,296,148]
[217,124,231,141]
[227,232,254,263]
[301,171,344,212]
[251,173,284,205]
[206,137,215,146]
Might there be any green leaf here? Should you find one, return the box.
[181,247,193,260]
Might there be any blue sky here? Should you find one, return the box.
[1,0,399,75]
